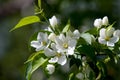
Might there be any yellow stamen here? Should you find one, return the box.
[105,37,110,41]
[56,53,61,57]
[63,43,68,49]
[41,41,47,46]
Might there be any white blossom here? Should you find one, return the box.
[31,32,49,51]
[55,34,77,56]
[44,43,67,65]
[94,16,109,28]
[94,18,102,28]
[49,15,58,27]
[102,16,109,26]
[46,64,55,74]
[98,28,119,46]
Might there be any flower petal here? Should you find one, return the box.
[73,30,80,39]
[107,42,114,47]
[94,18,102,28]
[49,57,58,63]
[58,55,67,65]
[99,28,106,38]
[109,36,119,43]
[36,46,44,51]
[44,48,56,57]
[98,37,107,44]
[49,16,58,27]
[68,39,77,48]
[67,47,74,55]
[31,41,40,48]
[113,30,120,37]
[102,16,109,26]
[46,64,55,74]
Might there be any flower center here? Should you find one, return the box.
[105,36,110,41]
[63,43,68,49]
[56,53,62,57]
[41,41,47,46]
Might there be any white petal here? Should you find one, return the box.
[59,34,66,42]
[36,46,44,51]
[113,30,120,37]
[73,30,80,39]
[98,37,107,44]
[48,33,56,41]
[109,36,119,43]
[102,16,109,26]
[107,42,114,47]
[49,16,58,27]
[44,48,56,57]
[31,41,40,48]
[51,43,57,51]
[55,37,62,45]
[58,55,67,65]
[37,32,43,40]
[94,18,102,28]
[46,64,55,74]
[49,57,58,63]
[99,28,106,38]
[67,47,74,55]
[44,33,48,42]
[68,39,77,48]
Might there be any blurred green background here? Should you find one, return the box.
[0,0,120,80]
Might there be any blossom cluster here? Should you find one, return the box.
[31,16,80,74]
[30,15,120,79]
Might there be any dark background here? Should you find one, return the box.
[0,0,120,80]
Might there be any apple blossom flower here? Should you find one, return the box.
[98,28,120,46]
[46,64,55,74]
[44,43,67,65]
[102,16,109,26]
[31,32,49,51]
[55,34,77,56]
[94,18,102,28]
[94,16,109,28]
[49,15,58,27]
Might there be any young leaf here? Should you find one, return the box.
[62,20,70,33]
[69,73,74,80]
[77,45,96,61]
[81,33,93,45]
[10,16,40,31]
[26,55,48,80]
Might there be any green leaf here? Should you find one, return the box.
[69,73,74,80]
[96,61,107,79]
[81,33,94,45]
[25,51,44,64]
[38,0,41,9]
[62,20,70,33]
[26,54,48,80]
[10,16,40,31]
[86,27,97,36]
[77,45,96,61]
